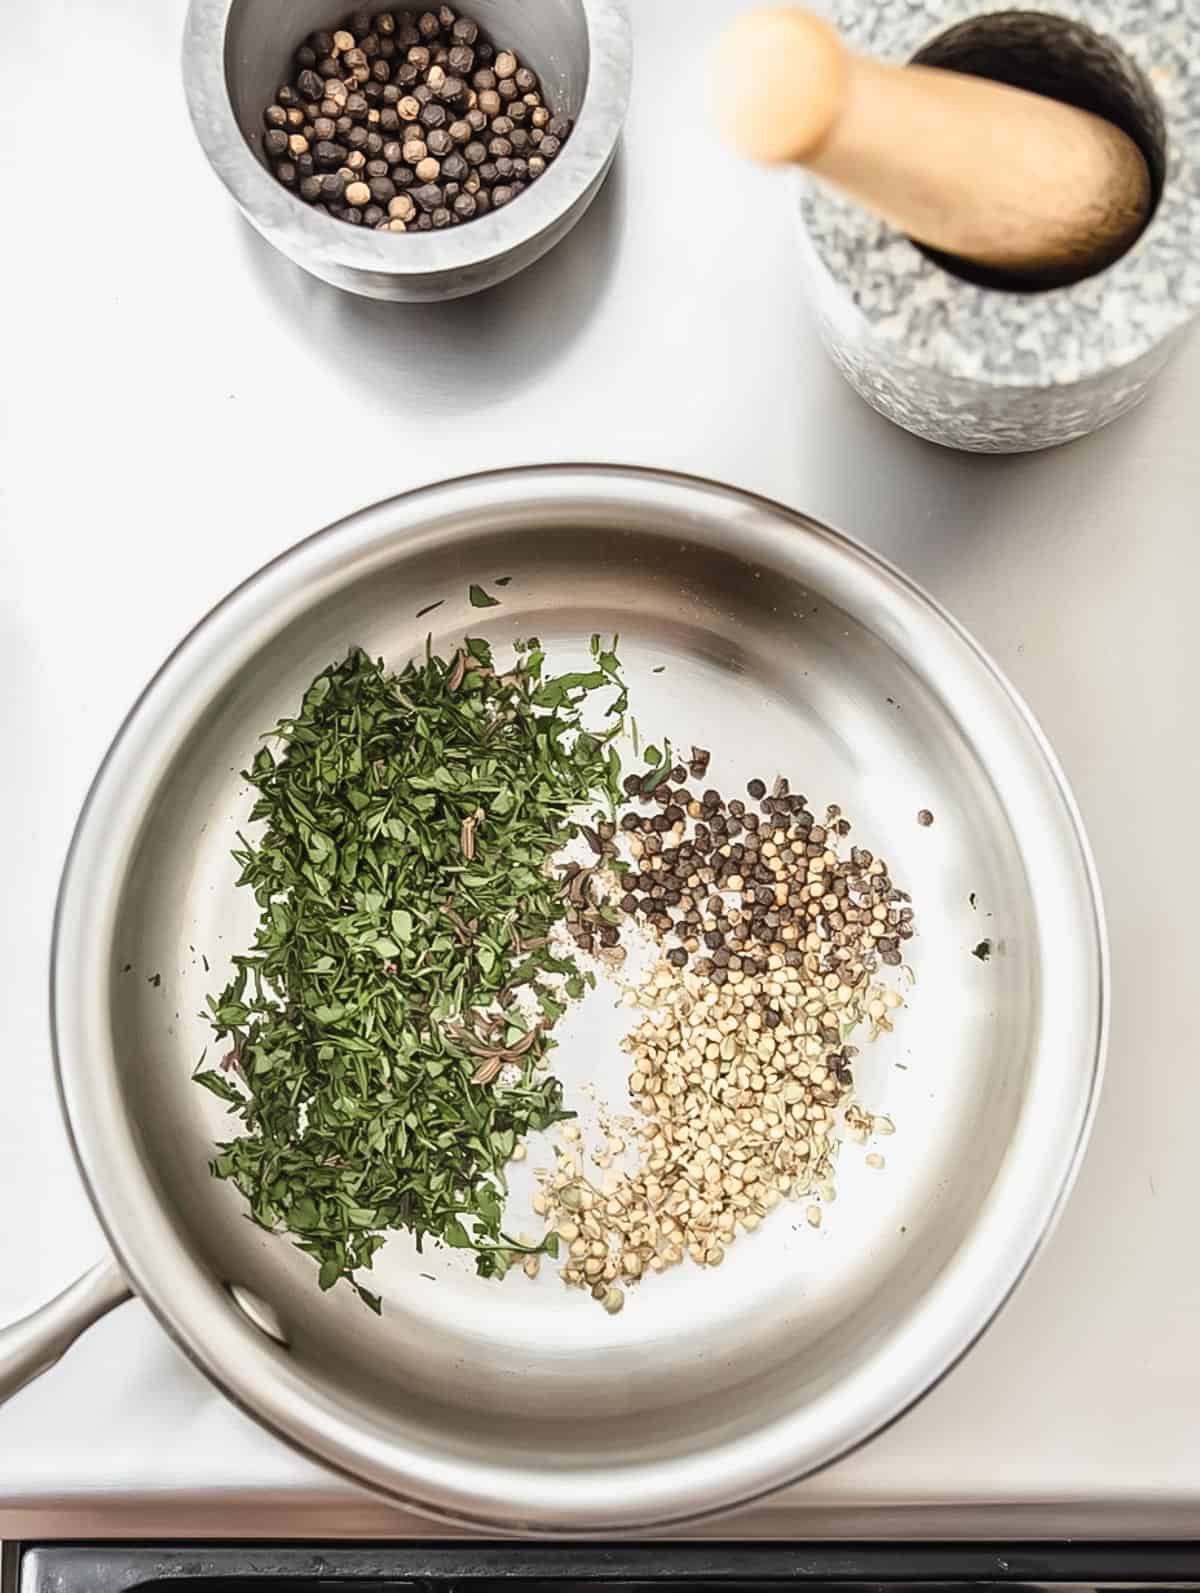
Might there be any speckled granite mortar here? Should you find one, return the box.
[797,0,1200,452]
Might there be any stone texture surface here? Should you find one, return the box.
[796,0,1200,452]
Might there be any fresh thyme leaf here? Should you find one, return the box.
[468,583,500,608]
[201,640,626,1310]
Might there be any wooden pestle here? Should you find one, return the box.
[713,8,1153,282]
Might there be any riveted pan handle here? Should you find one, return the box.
[0,1257,132,1405]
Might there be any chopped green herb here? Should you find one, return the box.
[494,576,513,587]
[468,584,500,608]
[972,939,993,961]
[201,640,627,1310]
[416,600,445,619]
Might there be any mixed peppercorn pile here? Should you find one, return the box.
[262,7,572,232]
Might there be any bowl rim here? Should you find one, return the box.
[181,0,632,278]
[51,463,1108,1535]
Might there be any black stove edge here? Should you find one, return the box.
[11,1541,1200,1593]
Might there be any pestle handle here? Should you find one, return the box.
[714,8,1152,281]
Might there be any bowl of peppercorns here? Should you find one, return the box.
[183,0,631,300]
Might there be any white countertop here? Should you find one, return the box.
[2,0,1200,1541]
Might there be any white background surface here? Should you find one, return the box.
[2,0,1200,1539]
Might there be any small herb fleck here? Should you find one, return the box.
[416,599,445,619]
[972,939,993,962]
[468,584,500,608]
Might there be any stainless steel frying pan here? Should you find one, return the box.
[0,467,1106,1533]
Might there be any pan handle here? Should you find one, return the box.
[0,1258,132,1406]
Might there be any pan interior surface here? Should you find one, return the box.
[55,469,1102,1532]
